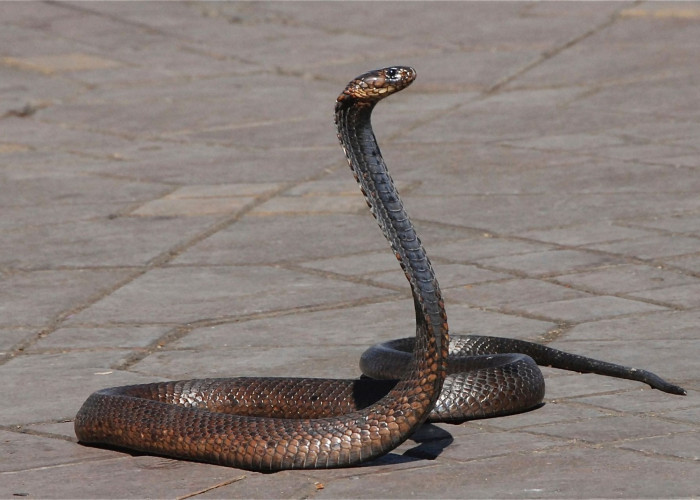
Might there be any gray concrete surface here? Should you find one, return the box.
[1,1,699,498]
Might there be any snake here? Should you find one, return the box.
[75,66,686,471]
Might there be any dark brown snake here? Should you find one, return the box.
[75,66,686,471]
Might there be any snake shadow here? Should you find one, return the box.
[377,423,455,466]
[365,400,545,468]
[353,377,545,467]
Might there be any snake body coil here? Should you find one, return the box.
[75,67,685,471]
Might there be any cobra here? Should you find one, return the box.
[75,66,685,471]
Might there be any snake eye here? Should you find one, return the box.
[385,68,399,80]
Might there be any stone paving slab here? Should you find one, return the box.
[0,269,132,327]
[1,2,698,499]
[68,265,397,325]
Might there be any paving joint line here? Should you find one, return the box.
[613,444,699,464]
[0,456,132,476]
[279,262,409,294]
[47,0,188,39]
[113,292,407,371]
[0,424,76,443]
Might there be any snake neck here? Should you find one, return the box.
[335,101,449,379]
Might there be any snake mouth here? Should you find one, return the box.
[337,66,416,103]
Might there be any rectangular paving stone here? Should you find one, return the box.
[0,172,169,209]
[0,24,88,59]
[663,254,700,274]
[588,234,700,259]
[0,269,131,327]
[658,406,700,426]
[0,173,169,208]
[35,11,169,53]
[0,202,128,233]
[565,309,700,342]
[0,66,83,114]
[603,119,700,145]
[0,114,136,153]
[0,1,71,25]
[0,429,114,473]
[131,196,256,217]
[22,421,82,440]
[593,143,699,163]
[171,299,420,351]
[75,71,329,120]
[650,152,700,168]
[314,447,699,499]
[1,149,113,175]
[301,250,402,277]
[171,184,283,198]
[533,414,693,445]
[0,455,242,499]
[28,325,171,352]
[447,279,591,308]
[66,38,257,85]
[411,427,566,463]
[521,38,697,91]
[172,214,390,266]
[380,141,590,189]
[396,48,539,92]
[484,401,611,431]
[517,295,667,323]
[617,431,700,461]
[578,75,700,120]
[440,302,556,339]
[249,194,365,216]
[467,86,586,114]
[42,72,336,138]
[518,222,655,247]
[554,264,700,295]
[0,329,32,356]
[576,389,699,415]
[0,215,217,269]
[629,282,700,308]
[505,133,626,152]
[475,249,624,276]
[428,236,553,263]
[284,178,375,198]
[429,157,700,196]
[78,142,333,185]
[2,53,122,74]
[407,191,700,234]
[0,350,162,424]
[369,263,512,290]
[182,117,339,150]
[132,345,369,380]
[629,212,700,235]
[405,92,631,143]
[69,265,394,325]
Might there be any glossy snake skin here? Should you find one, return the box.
[75,67,685,471]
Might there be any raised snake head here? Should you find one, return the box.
[336,66,416,106]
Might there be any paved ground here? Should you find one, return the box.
[1,2,699,498]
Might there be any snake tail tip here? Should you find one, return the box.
[662,384,687,396]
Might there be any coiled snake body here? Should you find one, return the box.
[75,67,685,471]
